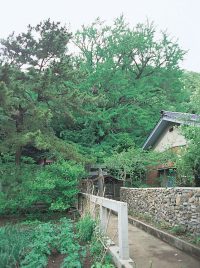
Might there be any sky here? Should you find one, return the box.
[0,0,200,72]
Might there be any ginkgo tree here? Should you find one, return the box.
[73,16,187,150]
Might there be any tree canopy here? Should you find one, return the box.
[1,17,198,212]
[72,17,186,153]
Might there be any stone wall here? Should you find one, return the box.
[120,187,200,235]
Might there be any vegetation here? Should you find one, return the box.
[0,218,84,268]
[0,160,85,214]
[0,225,31,268]
[0,16,192,213]
[0,15,200,267]
[76,213,96,242]
[0,215,114,268]
[176,73,200,186]
[170,225,186,235]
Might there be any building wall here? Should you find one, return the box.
[146,162,175,186]
[153,125,187,152]
[120,187,200,235]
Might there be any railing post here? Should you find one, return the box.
[80,193,130,261]
[100,205,108,233]
[118,202,129,260]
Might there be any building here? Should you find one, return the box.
[80,164,123,200]
[143,111,200,186]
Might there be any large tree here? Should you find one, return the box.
[72,17,187,153]
[0,20,90,165]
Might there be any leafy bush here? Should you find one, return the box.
[0,162,38,214]
[105,147,170,187]
[76,214,96,242]
[57,218,85,268]
[76,214,114,266]
[176,126,200,187]
[31,160,85,211]
[21,222,55,267]
[0,160,85,214]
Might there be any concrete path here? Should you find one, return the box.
[107,215,200,268]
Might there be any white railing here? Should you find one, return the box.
[79,193,129,260]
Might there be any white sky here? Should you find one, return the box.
[0,0,200,72]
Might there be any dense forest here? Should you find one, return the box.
[0,17,200,213]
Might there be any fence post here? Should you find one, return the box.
[118,202,129,260]
[80,193,130,261]
[100,206,108,233]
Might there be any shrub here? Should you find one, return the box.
[0,160,85,214]
[76,214,96,242]
[0,162,38,214]
[32,160,85,211]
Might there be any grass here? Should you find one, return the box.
[170,225,186,235]
[0,225,31,268]
[191,236,200,246]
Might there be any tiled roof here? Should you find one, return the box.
[161,111,200,124]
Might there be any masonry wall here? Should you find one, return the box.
[120,187,200,235]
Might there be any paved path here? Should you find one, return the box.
[107,215,200,268]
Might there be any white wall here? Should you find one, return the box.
[153,125,187,152]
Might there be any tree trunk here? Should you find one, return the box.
[15,146,22,166]
[15,105,25,165]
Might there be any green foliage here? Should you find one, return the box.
[21,222,54,268]
[192,236,200,246]
[106,146,165,187]
[21,218,83,268]
[0,160,84,214]
[90,235,113,266]
[32,160,85,211]
[170,225,186,235]
[181,71,200,113]
[74,16,186,149]
[176,126,200,186]
[75,214,113,266]
[90,237,104,261]
[175,72,200,186]
[58,218,84,268]
[0,19,89,165]
[0,161,38,214]
[91,262,115,268]
[76,214,96,242]
[0,225,31,268]
[0,218,85,268]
